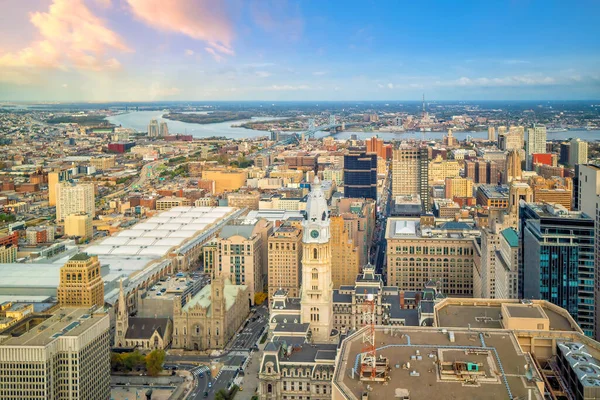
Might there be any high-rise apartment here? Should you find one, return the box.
[148,119,160,137]
[521,203,595,337]
[527,125,547,156]
[57,253,104,308]
[343,152,377,199]
[159,121,169,136]
[267,224,302,298]
[392,145,429,211]
[56,182,95,222]
[47,168,73,206]
[428,155,461,184]
[570,138,588,166]
[0,308,110,400]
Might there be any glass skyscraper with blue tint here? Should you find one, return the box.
[343,152,377,200]
[521,203,595,337]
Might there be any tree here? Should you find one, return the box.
[254,292,267,305]
[145,349,166,376]
[123,351,145,371]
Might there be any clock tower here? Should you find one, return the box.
[300,177,334,343]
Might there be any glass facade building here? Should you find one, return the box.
[521,203,595,337]
[343,152,377,200]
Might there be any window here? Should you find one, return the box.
[313,248,318,259]
[268,384,273,393]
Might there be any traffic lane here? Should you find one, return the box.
[207,370,237,398]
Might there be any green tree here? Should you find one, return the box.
[123,351,145,371]
[145,349,166,376]
[215,389,230,400]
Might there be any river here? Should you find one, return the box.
[106,111,600,141]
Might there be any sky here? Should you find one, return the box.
[0,0,599,102]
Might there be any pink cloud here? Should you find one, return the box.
[205,47,224,63]
[0,0,130,72]
[127,0,234,56]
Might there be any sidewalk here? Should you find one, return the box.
[235,340,268,399]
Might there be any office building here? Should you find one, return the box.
[47,169,73,207]
[444,177,473,199]
[504,149,522,183]
[495,227,519,300]
[522,203,595,337]
[56,182,95,222]
[64,212,93,240]
[529,176,573,209]
[217,219,273,305]
[330,215,360,288]
[57,253,104,308]
[385,217,479,296]
[365,136,392,159]
[90,155,116,170]
[331,298,590,400]
[392,145,429,211]
[267,224,302,298]
[155,196,192,210]
[201,169,247,194]
[488,126,496,142]
[0,308,110,400]
[227,191,261,210]
[428,155,461,184]
[148,119,160,137]
[560,142,571,165]
[332,198,376,267]
[476,184,510,208]
[570,138,589,166]
[343,152,377,200]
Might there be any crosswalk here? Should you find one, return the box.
[191,365,209,377]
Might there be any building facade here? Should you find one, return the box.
[171,277,249,350]
[56,182,95,222]
[64,212,93,240]
[57,253,104,308]
[267,224,302,298]
[392,146,429,211]
[343,152,377,200]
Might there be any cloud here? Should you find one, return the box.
[0,0,130,74]
[205,47,223,62]
[255,71,272,78]
[243,62,275,68]
[312,71,327,76]
[444,75,557,87]
[148,84,181,99]
[266,84,311,91]
[94,0,112,8]
[127,0,234,57]
[185,49,195,56]
[387,83,394,89]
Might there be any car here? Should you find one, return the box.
[203,392,209,398]
[208,382,212,388]
[199,372,204,378]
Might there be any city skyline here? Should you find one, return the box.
[1,0,599,102]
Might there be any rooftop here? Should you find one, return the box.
[0,308,106,346]
[334,327,543,400]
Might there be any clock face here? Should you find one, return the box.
[310,230,319,239]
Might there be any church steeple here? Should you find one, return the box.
[115,278,128,347]
[303,177,330,244]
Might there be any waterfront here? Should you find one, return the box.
[106,111,600,141]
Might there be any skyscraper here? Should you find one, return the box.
[503,149,522,183]
[148,119,160,137]
[343,151,377,199]
[526,125,547,156]
[392,145,429,211]
[57,253,104,308]
[300,177,334,343]
[569,138,588,166]
[47,168,73,206]
[267,224,302,298]
[56,182,95,221]
[488,126,496,142]
[159,121,169,136]
[521,203,595,337]
[330,214,360,288]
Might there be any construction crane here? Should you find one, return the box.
[360,292,377,379]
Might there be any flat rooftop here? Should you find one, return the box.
[435,301,580,332]
[335,327,542,400]
[1,308,104,347]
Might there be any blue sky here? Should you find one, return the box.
[0,0,599,101]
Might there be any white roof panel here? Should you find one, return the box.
[167,230,195,238]
[181,223,207,231]
[86,245,115,255]
[160,223,183,231]
[102,236,131,246]
[110,246,142,255]
[138,246,173,256]
[171,206,194,212]
[142,230,169,238]
[154,237,185,247]
[148,216,172,223]
[117,229,146,238]
[134,223,159,230]
[127,237,157,246]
